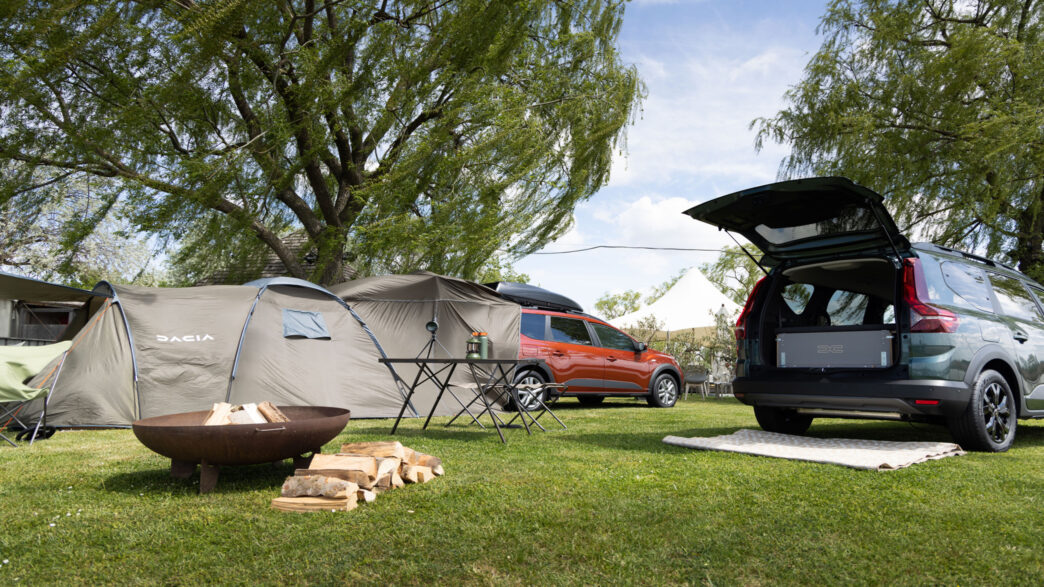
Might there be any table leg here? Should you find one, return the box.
[496,364,533,435]
[469,364,506,443]
[422,363,458,429]
[445,388,487,428]
[391,363,428,434]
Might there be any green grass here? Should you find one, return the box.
[1,398,1042,585]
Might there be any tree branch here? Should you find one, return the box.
[224,56,324,235]
[230,25,341,225]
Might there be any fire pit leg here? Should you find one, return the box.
[199,461,220,494]
[293,449,321,470]
[171,459,197,480]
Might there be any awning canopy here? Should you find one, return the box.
[0,271,105,302]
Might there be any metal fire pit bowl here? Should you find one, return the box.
[132,406,350,494]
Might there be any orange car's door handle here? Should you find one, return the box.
[607,356,618,362]
[551,351,566,357]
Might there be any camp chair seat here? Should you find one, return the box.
[0,341,71,447]
[683,371,709,399]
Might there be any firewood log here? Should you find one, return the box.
[339,441,406,460]
[308,454,377,481]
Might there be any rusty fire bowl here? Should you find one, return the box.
[132,406,350,493]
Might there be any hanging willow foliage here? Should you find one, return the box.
[0,0,643,284]
[756,0,1044,280]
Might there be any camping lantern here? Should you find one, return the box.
[466,332,482,359]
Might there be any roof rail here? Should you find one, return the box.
[913,242,1019,273]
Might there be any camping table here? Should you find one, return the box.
[380,358,540,443]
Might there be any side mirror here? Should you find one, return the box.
[635,341,647,352]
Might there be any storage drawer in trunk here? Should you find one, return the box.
[775,327,894,369]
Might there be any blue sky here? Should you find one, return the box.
[514,0,831,311]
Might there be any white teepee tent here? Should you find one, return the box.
[610,267,741,331]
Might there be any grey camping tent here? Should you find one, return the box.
[26,277,409,426]
[330,272,521,417]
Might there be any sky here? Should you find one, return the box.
[514,0,831,312]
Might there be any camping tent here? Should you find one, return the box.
[611,267,741,331]
[24,277,409,427]
[330,272,521,417]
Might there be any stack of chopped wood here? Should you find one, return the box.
[270,441,443,512]
[203,401,289,425]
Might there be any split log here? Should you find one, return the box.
[257,401,290,423]
[228,403,267,425]
[271,495,358,512]
[357,488,377,504]
[203,402,233,426]
[308,454,377,481]
[412,453,444,475]
[376,457,401,481]
[375,468,404,492]
[339,441,406,460]
[281,475,358,499]
[297,468,374,490]
[402,465,433,484]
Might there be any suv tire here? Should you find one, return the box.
[754,406,813,435]
[512,369,547,412]
[948,369,1017,452]
[647,373,679,408]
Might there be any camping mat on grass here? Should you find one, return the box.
[663,429,965,470]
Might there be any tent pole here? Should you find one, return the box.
[225,289,264,403]
[95,284,141,419]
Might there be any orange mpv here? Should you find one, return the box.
[514,308,682,409]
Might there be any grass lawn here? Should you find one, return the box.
[1,397,1042,585]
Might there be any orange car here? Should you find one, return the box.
[514,308,683,409]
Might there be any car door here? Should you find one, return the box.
[590,321,649,393]
[545,315,603,392]
[1019,282,1044,412]
[987,273,1044,409]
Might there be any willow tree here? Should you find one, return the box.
[0,0,642,284]
[756,0,1044,280]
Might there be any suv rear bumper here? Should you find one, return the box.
[734,377,970,418]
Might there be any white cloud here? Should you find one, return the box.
[611,43,807,190]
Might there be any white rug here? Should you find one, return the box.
[663,429,965,470]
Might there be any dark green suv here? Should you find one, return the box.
[686,177,1044,452]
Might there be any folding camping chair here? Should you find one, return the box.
[0,342,71,447]
[503,383,567,430]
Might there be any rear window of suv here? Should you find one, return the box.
[521,313,547,340]
[919,253,994,313]
[754,204,878,245]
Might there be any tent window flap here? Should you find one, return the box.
[282,309,331,339]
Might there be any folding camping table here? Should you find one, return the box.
[379,358,551,443]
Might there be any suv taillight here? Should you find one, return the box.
[902,258,958,333]
[735,275,768,341]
